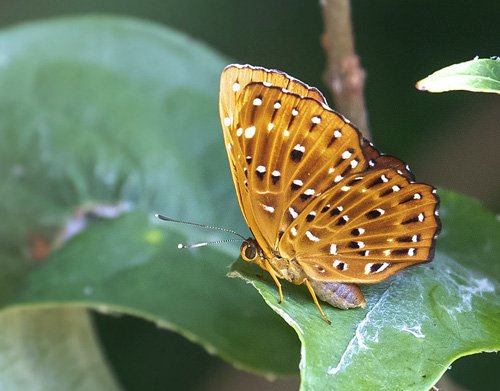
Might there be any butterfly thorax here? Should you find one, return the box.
[240,238,305,283]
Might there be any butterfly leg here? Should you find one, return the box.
[300,278,332,325]
[263,260,284,304]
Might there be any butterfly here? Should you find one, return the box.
[219,64,441,324]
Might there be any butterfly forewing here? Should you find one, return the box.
[219,64,440,292]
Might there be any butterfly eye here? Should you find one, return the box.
[241,240,258,262]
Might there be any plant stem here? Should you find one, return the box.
[320,0,370,140]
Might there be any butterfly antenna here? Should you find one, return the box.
[155,214,247,249]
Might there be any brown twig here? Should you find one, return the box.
[320,0,370,140]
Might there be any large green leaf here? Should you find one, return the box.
[0,15,498,391]
[415,58,500,94]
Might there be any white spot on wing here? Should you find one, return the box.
[256,165,266,173]
[312,116,321,124]
[306,231,320,242]
[334,130,342,138]
[253,97,262,106]
[304,189,315,196]
[236,128,243,137]
[293,179,303,186]
[292,108,299,116]
[342,150,352,159]
[245,126,256,138]
[274,101,281,109]
[289,207,298,219]
[263,204,274,213]
[223,117,232,126]
[330,244,337,255]
[291,226,297,236]
[268,123,274,131]
[232,82,240,92]
[334,175,343,182]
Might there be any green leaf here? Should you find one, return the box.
[415,58,500,93]
[233,189,500,390]
[0,308,121,391]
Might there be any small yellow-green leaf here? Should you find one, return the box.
[416,58,500,94]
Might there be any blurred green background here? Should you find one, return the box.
[1,1,498,390]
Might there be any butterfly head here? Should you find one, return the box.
[240,237,263,264]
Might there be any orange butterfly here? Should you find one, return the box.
[219,64,441,323]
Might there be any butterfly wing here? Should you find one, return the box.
[279,168,440,283]
[219,64,440,282]
[220,64,368,259]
